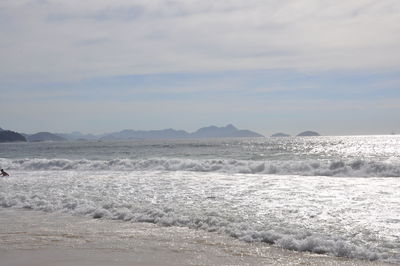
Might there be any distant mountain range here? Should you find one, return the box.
[0,124,264,142]
[100,124,263,140]
[0,125,322,143]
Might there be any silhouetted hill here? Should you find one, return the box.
[191,124,263,138]
[0,130,27,143]
[271,133,290,137]
[26,132,67,142]
[297,131,320,137]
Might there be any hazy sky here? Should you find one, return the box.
[1,0,399,135]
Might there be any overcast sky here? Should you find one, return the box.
[1,0,399,135]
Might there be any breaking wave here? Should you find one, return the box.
[1,157,399,177]
[0,195,385,262]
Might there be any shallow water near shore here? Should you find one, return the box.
[0,208,395,266]
[1,136,400,263]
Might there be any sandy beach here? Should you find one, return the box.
[0,208,395,266]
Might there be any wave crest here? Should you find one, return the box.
[1,157,399,177]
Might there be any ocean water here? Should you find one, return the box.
[0,136,399,263]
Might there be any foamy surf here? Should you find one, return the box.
[1,208,392,266]
[1,157,399,177]
[1,170,399,263]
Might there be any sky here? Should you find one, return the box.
[1,0,400,136]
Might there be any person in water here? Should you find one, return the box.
[1,169,9,176]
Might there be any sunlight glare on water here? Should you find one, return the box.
[1,135,400,263]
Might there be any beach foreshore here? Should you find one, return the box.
[0,208,395,266]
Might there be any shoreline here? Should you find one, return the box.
[0,208,395,266]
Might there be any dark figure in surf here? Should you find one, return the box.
[1,169,9,176]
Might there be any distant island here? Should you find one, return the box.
[190,124,263,139]
[0,130,27,143]
[297,131,320,137]
[271,133,290,137]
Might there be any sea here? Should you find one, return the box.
[0,135,399,263]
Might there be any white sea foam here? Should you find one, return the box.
[1,157,399,177]
[0,170,399,263]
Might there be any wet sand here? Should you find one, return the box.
[0,208,395,266]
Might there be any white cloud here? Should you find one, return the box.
[0,0,399,83]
